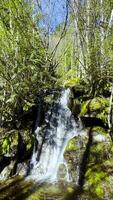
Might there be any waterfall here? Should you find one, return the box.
[29,89,81,182]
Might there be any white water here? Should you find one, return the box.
[29,89,81,182]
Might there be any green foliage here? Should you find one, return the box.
[54,0,113,97]
[56,68,79,87]
[0,128,33,157]
[44,95,54,103]
[0,0,55,126]
[22,129,34,151]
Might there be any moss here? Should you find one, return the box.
[80,97,110,117]
[64,77,80,87]
[92,127,106,135]
[85,163,113,199]
[110,145,113,153]
[67,187,74,193]
[11,131,18,145]
[91,143,106,154]
[95,186,104,198]
[2,138,11,154]
[90,97,109,111]
[65,138,77,152]
[85,167,106,198]
[103,158,113,168]
[27,184,63,200]
[80,100,90,116]
[97,107,108,124]
[85,128,113,199]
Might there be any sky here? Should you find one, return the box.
[34,0,67,32]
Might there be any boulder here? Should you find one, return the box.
[0,161,15,181]
[16,163,28,176]
[64,126,113,199]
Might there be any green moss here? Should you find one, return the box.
[85,128,113,199]
[27,184,62,200]
[64,77,80,87]
[67,187,74,193]
[95,186,104,198]
[65,138,77,152]
[91,143,105,153]
[90,97,108,110]
[85,164,113,199]
[11,131,18,146]
[110,145,113,153]
[104,158,113,167]
[80,100,90,116]
[92,127,106,135]
[80,97,110,117]
[2,137,11,154]
[97,107,108,124]
[86,168,106,198]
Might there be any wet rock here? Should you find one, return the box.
[57,163,69,181]
[84,128,113,199]
[64,134,88,183]
[0,161,15,181]
[16,163,27,176]
[93,134,107,143]
[64,125,113,199]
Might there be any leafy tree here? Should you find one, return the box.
[0,0,55,127]
[54,0,113,97]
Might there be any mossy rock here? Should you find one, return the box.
[85,165,113,199]
[84,127,113,199]
[65,137,77,152]
[80,97,111,125]
[64,77,80,88]
[92,127,107,135]
[80,97,109,116]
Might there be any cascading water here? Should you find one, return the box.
[29,89,82,182]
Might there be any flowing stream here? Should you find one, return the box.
[29,89,82,182]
